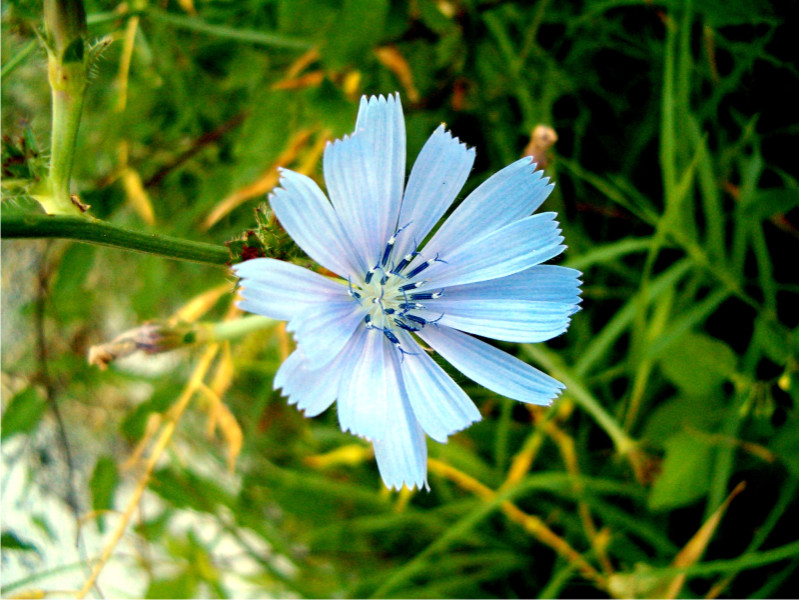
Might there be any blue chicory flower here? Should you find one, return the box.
[233,93,581,490]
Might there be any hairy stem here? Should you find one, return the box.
[2,213,230,266]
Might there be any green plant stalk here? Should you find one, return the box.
[38,0,91,216]
[42,64,87,215]
[206,316,277,343]
[2,213,230,265]
[523,344,637,457]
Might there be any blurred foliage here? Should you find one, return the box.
[2,0,799,598]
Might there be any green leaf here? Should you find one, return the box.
[691,0,778,27]
[50,242,97,324]
[649,431,715,511]
[146,571,196,599]
[90,456,119,533]
[1,531,40,555]
[659,332,737,396]
[773,415,799,478]
[61,37,85,63]
[151,468,234,512]
[322,0,389,67]
[642,395,725,443]
[277,0,338,38]
[1,386,47,441]
[233,91,298,186]
[753,316,792,364]
[743,188,799,220]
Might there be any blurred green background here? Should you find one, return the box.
[2,0,798,598]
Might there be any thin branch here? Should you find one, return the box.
[144,112,247,188]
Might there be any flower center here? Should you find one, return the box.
[347,227,444,355]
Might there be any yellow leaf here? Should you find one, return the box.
[121,167,155,225]
[304,444,372,469]
[271,71,325,90]
[176,0,197,15]
[214,400,243,472]
[202,129,314,230]
[660,481,747,599]
[375,46,420,103]
[285,48,321,79]
[171,284,231,324]
[342,70,362,99]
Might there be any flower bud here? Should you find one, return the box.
[88,321,194,370]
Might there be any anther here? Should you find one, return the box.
[404,314,428,326]
[409,289,444,301]
[399,302,425,311]
[399,281,425,292]
[380,222,412,268]
[391,252,419,275]
[394,319,420,332]
[405,256,438,279]
[382,329,401,346]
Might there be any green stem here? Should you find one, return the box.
[207,316,276,342]
[2,213,230,266]
[1,39,39,79]
[45,76,86,215]
[523,344,637,457]
[146,10,313,49]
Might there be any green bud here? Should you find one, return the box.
[44,0,87,63]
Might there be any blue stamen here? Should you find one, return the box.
[399,302,425,311]
[410,290,444,301]
[380,240,394,268]
[380,222,412,268]
[405,253,444,279]
[391,252,418,275]
[382,329,401,345]
[399,281,424,292]
[405,314,428,326]
[395,319,420,332]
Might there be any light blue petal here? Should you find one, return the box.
[396,331,481,442]
[336,327,393,442]
[420,157,553,259]
[233,258,348,321]
[323,134,381,269]
[393,125,475,260]
[269,169,361,277]
[422,265,583,343]
[273,350,338,417]
[418,326,564,405]
[373,355,429,491]
[287,300,364,368]
[355,93,406,246]
[275,327,370,418]
[440,265,583,303]
[429,300,577,343]
[416,212,565,289]
[325,95,406,269]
